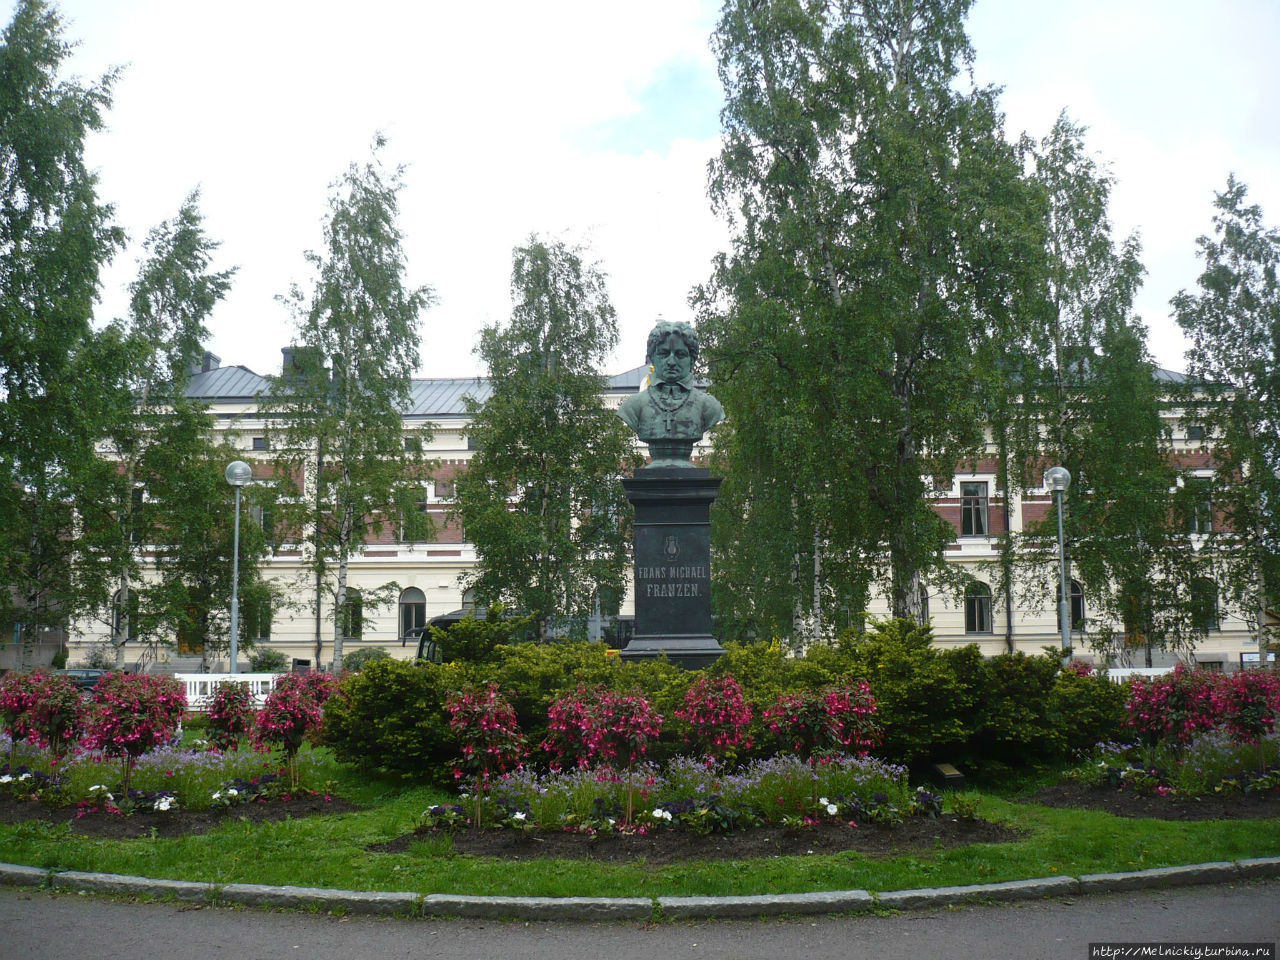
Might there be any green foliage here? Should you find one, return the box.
[834,619,984,765]
[1172,175,1280,650]
[454,237,639,642]
[341,647,391,673]
[700,0,1046,638]
[262,137,434,670]
[1013,116,1202,664]
[970,652,1064,766]
[249,647,289,673]
[1048,669,1126,754]
[91,193,238,668]
[321,657,470,781]
[471,641,621,748]
[0,0,125,664]
[429,608,536,664]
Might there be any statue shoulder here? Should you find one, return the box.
[694,388,725,430]
[617,390,645,430]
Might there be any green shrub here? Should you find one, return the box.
[970,652,1065,767]
[835,619,982,765]
[341,646,391,673]
[471,641,624,750]
[320,657,471,781]
[431,608,537,664]
[249,648,289,673]
[1048,669,1126,754]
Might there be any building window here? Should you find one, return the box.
[241,595,272,641]
[964,582,992,634]
[399,488,430,542]
[1186,425,1205,443]
[251,436,269,451]
[919,586,930,626]
[960,482,988,536]
[248,504,274,541]
[1070,580,1085,630]
[340,589,363,640]
[404,436,422,453]
[1190,577,1219,633]
[128,486,144,543]
[1186,478,1213,534]
[112,589,138,642]
[461,586,478,613]
[399,587,426,639]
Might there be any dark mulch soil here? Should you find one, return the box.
[0,794,362,840]
[368,816,1023,864]
[1029,781,1280,821]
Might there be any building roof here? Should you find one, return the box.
[185,358,1191,415]
[185,362,649,417]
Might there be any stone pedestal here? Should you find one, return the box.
[619,467,724,669]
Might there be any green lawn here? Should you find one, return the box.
[2,762,1277,898]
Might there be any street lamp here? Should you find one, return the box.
[225,460,253,674]
[1044,466,1072,661]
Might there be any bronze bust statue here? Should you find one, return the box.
[617,321,724,467]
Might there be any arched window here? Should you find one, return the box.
[461,587,478,613]
[964,582,992,634]
[399,587,426,639]
[918,587,930,626]
[1190,578,1219,633]
[112,589,138,642]
[340,589,363,641]
[1070,580,1085,630]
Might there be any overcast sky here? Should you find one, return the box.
[16,0,1280,380]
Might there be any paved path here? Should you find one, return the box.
[2,880,1276,960]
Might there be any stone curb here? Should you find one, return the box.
[422,894,651,920]
[217,883,420,916]
[1078,861,1239,893]
[1236,856,1280,879]
[0,863,50,887]
[659,890,874,919]
[49,870,211,902]
[874,875,1079,910]
[3,858,1278,921]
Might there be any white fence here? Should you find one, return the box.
[1105,667,1175,684]
[175,673,282,710]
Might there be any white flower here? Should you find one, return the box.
[227,788,238,797]
[826,803,838,816]
[512,811,527,822]
[18,772,31,781]
[818,796,829,806]
[652,808,672,821]
[607,818,616,826]
[0,774,12,784]
[153,796,176,812]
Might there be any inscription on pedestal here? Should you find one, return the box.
[621,471,723,668]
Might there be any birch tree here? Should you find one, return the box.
[454,237,638,642]
[264,139,433,670]
[0,0,124,665]
[1172,176,1280,663]
[698,0,1043,640]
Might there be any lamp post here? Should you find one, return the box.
[1044,466,1072,661]
[225,460,253,674]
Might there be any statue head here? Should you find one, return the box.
[645,320,699,386]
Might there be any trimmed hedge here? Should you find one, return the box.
[320,619,1127,781]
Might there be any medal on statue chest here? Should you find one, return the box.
[649,386,690,434]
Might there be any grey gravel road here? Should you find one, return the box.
[1,881,1277,960]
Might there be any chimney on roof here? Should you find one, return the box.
[281,345,326,381]
[187,351,220,376]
